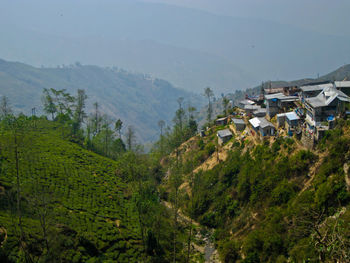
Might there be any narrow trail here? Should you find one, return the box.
[193,140,233,174]
[299,150,327,195]
[162,201,221,263]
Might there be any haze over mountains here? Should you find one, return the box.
[1,0,350,94]
[0,59,203,143]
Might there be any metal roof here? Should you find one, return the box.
[217,129,232,138]
[249,117,274,129]
[306,86,350,108]
[239,99,255,105]
[254,108,267,113]
[264,93,298,101]
[300,83,332,92]
[249,117,260,128]
[259,118,275,129]
[285,111,300,121]
[264,93,285,100]
[232,118,245,124]
[216,117,228,121]
[244,104,260,110]
[335,81,350,88]
[306,97,326,108]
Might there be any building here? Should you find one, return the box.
[334,81,350,96]
[232,118,246,131]
[244,104,260,115]
[217,129,233,145]
[285,111,300,129]
[216,117,228,126]
[252,108,267,117]
[276,113,286,128]
[265,93,299,118]
[238,99,255,109]
[284,111,301,136]
[264,87,284,95]
[282,85,300,96]
[303,86,350,129]
[300,83,332,100]
[249,117,275,136]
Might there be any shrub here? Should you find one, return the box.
[270,180,296,206]
[218,239,240,263]
[205,143,216,156]
[197,139,205,150]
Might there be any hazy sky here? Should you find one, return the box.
[142,0,350,37]
[1,0,349,91]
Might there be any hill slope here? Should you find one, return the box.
[0,59,204,143]
[162,118,350,262]
[0,119,145,262]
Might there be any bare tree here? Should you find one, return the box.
[92,102,102,135]
[0,96,13,118]
[125,125,136,151]
[73,89,87,129]
[158,120,165,137]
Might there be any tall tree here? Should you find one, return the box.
[169,161,184,263]
[92,102,102,136]
[177,97,185,132]
[158,120,165,137]
[125,125,136,151]
[42,88,56,120]
[158,120,165,155]
[204,87,214,123]
[50,88,75,117]
[101,115,113,156]
[115,119,123,138]
[187,104,197,136]
[222,96,229,116]
[2,115,34,262]
[74,90,87,126]
[0,96,13,118]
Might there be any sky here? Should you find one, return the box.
[142,0,350,37]
[1,0,349,93]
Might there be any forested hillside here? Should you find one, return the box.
[157,117,350,262]
[0,116,178,262]
[0,59,203,143]
[0,87,208,262]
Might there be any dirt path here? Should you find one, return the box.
[344,163,350,191]
[193,141,233,174]
[299,150,327,195]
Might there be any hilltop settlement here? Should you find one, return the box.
[214,81,350,148]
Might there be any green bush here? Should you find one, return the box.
[205,143,216,156]
[197,139,205,150]
[218,239,240,263]
[270,180,296,206]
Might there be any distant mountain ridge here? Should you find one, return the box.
[1,0,350,93]
[0,58,204,143]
